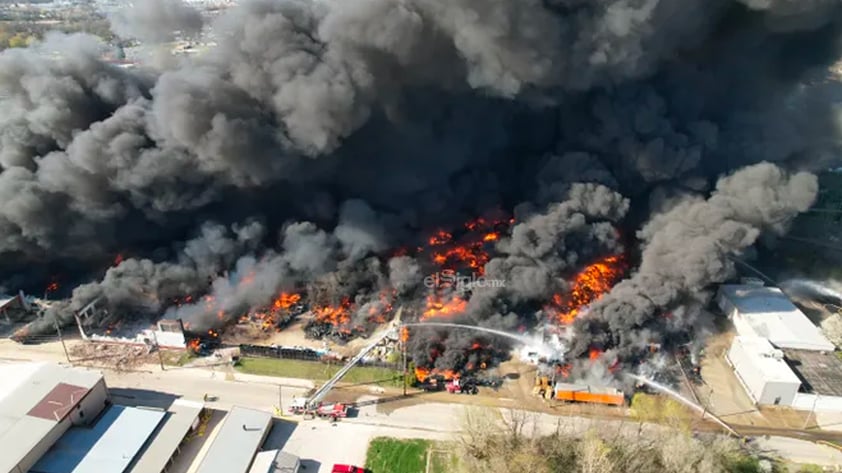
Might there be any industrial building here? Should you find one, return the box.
[0,292,31,323]
[0,360,211,473]
[73,297,187,349]
[718,284,835,351]
[720,284,842,411]
[195,407,274,473]
[0,362,110,473]
[727,336,801,405]
[248,450,301,473]
[126,399,203,473]
[30,405,167,473]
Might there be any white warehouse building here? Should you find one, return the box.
[719,284,842,411]
[718,284,835,352]
[727,336,801,405]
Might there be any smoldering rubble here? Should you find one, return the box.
[1,0,841,376]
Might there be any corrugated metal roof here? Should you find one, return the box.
[31,405,166,473]
[126,399,204,473]
[0,362,104,473]
[195,407,272,473]
[720,285,836,351]
[28,383,92,421]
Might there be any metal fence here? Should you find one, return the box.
[236,343,401,370]
[238,343,322,361]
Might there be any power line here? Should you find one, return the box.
[724,254,778,286]
[780,235,842,253]
[804,208,842,214]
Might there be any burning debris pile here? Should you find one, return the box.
[0,0,838,385]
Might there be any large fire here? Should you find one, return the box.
[544,254,626,325]
[415,366,459,381]
[239,291,303,331]
[422,294,468,320]
[273,292,301,310]
[313,297,353,331]
[421,216,512,276]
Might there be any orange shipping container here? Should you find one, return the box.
[554,390,624,406]
[553,383,625,406]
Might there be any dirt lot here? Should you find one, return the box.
[695,330,813,431]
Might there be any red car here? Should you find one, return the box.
[331,465,367,473]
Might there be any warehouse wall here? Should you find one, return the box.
[727,340,766,403]
[792,393,842,412]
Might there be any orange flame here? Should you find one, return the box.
[557,363,572,378]
[422,216,512,276]
[415,367,459,381]
[45,281,59,292]
[187,338,201,352]
[366,289,395,323]
[236,292,303,331]
[400,326,409,342]
[422,294,467,320]
[314,298,353,328]
[544,254,626,324]
[589,348,603,361]
[428,230,453,246]
[113,253,124,266]
[273,292,301,310]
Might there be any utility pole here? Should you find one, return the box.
[151,330,165,371]
[54,319,70,363]
[278,385,283,412]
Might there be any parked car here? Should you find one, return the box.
[331,465,367,473]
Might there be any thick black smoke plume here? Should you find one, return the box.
[2,0,842,376]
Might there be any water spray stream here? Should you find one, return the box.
[626,374,740,437]
[401,322,535,345]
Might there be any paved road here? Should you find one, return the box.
[3,340,842,471]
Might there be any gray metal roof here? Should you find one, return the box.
[784,349,842,397]
[195,407,273,473]
[127,399,204,473]
[31,405,166,473]
[0,362,103,473]
[249,450,300,473]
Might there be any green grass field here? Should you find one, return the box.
[235,357,402,386]
[365,438,430,473]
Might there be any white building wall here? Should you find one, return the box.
[70,378,110,425]
[727,339,766,403]
[727,337,801,406]
[792,393,842,412]
[759,381,799,406]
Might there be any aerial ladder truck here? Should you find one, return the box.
[288,308,402,419]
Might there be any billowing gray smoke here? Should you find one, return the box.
[2,0,842,375]
[109,0,204,43]
[571,163,818,359]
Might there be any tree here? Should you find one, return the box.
[7,32,32,48]
[578,430,615,473]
